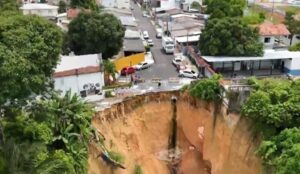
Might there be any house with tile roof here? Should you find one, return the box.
[54,53,104,97]
[259,23,291,49]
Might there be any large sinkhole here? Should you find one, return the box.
[89,92,262,174]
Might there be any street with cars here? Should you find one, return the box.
[119,1,199,81]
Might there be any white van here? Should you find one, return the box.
[143,31,149,39]
[156,28,162,38]
[162,37,175,54]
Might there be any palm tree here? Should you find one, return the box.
[103,60,116,85]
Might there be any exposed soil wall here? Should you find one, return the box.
[88,91,262,174]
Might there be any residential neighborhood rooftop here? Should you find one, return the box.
[55,54,102,72]
[20,3,58,10]
[259,23,291,36]
[123,38,145,52]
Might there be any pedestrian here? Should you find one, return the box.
[158,82,161,88]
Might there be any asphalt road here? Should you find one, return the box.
[131,2,178,80]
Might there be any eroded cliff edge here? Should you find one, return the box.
[88,91,262,174]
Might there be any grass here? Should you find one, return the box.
[108,151,125,164]
[102,82,132,90]
[135,165,143,174]
[247,5,283,24]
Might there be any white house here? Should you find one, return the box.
[101,0,131,9]
[20,3,58,18]
[259,23,291,48]
[54,54,105,97]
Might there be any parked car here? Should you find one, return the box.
[147,39,154,46]
[121,67,135,76]
[172,57,183,66]
[143,31,149,39]
[134,62,151,70]
[142,11,147,17]
[179,69,198,79]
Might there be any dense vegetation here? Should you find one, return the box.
[0,15,63,105]
[199,0,263,56]
[205,0,245,19]
[242,78,300,173]
[67,12,125,59]
[199,18,263,56]
[0,2,94,174]
[284,11,300,45]
[70,0,99,11]
[189,75,222,101]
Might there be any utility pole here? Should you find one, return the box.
[271,0,275,22]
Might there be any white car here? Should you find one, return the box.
[172,57,183,66]
[143,31,149,39]
[134,62,151,70]
[179,69,198,79]
[142,11,147,17]
[147,39,154,46]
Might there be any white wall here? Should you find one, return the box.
[22,9,58,18]
[260,36,275,47]
[54,72,104,96]
[102,0,130,9]
[160,0,179,10]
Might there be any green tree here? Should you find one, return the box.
[257,128,300,174]
[189,75,222,101]
[199,17,263,56]
[0,15,63,106]
[284,11,300,45]
[58,0,67,13]
[33,91,94,174]
[68,12,125,59]
[289,41,300,51]
[0,0,19,13]
[206,0,245,18]
[190,1,201,10]
[70,0,99,11]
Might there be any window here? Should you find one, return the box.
[264,37,271,43]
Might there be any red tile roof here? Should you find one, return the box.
[54,66,101,78]
[259,23,290,36]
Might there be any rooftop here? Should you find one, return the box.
[55,54,102,72]
[20,3,58,10]
[259,23,291,36]
[123,38,145,52]
[202,50,300,62]
[124,29,140,39]
[119,16,137,27]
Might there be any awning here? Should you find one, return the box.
[202,50,300,62]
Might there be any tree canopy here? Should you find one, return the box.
[68,12,125,59]
[206,0,245,18]
[70,0,99,11]
[242,78,300,173]
[284,11,300,45]
[58,0,67,13]
[189,75,222,101]
[199,17,263,56]
[190,1,201,10]
[0,15,63,106]
[0,91,94,174]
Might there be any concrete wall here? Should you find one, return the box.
[101,0,130,9]
[285,58,300,75]
[22,9,58,18]
[114,52,145,71]
[54,72,104,95]
[160,0,180,10]
[260,36,275,47]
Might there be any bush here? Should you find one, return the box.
[135,165,143,174]
[104,90,114,98]
[189,75,222,101]
[145,45,150,52]
[108,151,125,164]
